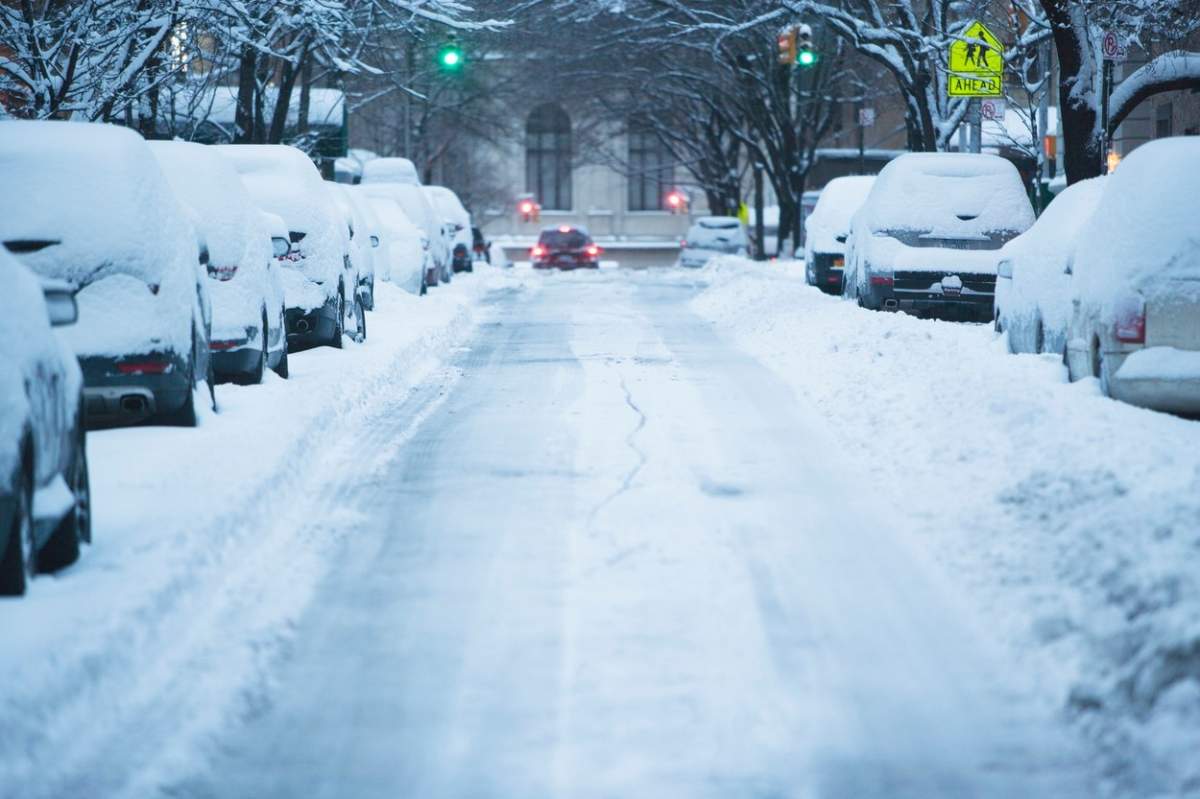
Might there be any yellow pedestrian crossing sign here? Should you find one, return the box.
[948,21,1004,97]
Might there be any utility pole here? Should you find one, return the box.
[753,162,766,262]
[968,99,982,153]
[1101,59,1114,172]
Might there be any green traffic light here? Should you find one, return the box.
[438,42,463,70]
[442,50,461,67]
[798,50,816,66]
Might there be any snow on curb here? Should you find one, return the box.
[0,268,524,796]
[692,257,1200,797]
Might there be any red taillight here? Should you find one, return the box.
[585,245,601,258]
[1114,293,1146,344]
[206,264,238,281]
[520,201,534,214]
[558,225,571,234]
[680,240,688,248]
[210,339,248,351]
[116,360,171,375]
[870,275,894,287]
[827,275,840,284]
[531,245,547,258]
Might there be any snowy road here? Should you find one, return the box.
[147,268,1095,798]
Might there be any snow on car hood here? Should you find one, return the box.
[276,265,329,312]
[0,121,198,292]
[1074,138,1200,306]
[857,153,1034,241]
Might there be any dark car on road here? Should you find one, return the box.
[531,226,601,270]
[0,121,214,428]
[1,251,91,596]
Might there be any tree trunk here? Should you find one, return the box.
[268,49,306,144]
[1042,0,1103,183]
[297,58,313,135]
[235,46,257,143]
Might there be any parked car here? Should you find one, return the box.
[678,217,749,268]
[339,185,388,305]
[532,226,601,270]
[843,153,1034,322]
[804,176,876,294]
[361,158,451,288]
[216,144,357,351]
[0,250,90,595]
[323,183,368,342]
[362,193,428,296]
[995,178,1106,355]
[150,141,289,385]
[0,121,213,427]
[424,185,473,274]
[1064,137,1200,413]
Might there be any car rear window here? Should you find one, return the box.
[539,230,589,249]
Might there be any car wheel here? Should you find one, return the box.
[1091,339,1114,397]
[332,289,346,350]
[420,274,428,296]
[40,431,89,571]
[363,278,375,312]
[0,451,35,596]
[273,314,290,379]
[352,294,367,344]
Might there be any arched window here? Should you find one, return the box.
[627,120,674,211]
[526,104,572,211]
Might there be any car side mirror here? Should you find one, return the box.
[1063,257,1073,276]
[997,259,1014,279]
[44,286,78,327]
[836,234,847,244]
[370,235,380,248]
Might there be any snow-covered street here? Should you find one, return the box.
[9,260,1198,797]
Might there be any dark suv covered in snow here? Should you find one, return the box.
[531,226,601,270]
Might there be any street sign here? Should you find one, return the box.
[980,98,1006,121]
[858,108,876,127]
[948,20,1004,97]
[1102,30,1127,63]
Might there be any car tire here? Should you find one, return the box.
[273,317,290,379]
[363,278,375,311]
[352,293,367,344]
[0,450,35,596]
[331,289,346,350]
[40,432,89,572]
[420,275,427,296]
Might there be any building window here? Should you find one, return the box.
[627,123,673,211]
[526,104,572,211]
[1156,102,1173,139]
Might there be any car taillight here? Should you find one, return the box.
[210,338,248,351]
[116,360,171,375]
[585,245,601,258]
[870,275,894,287]
[531,245,547,258]
[680,240,688,248]
[206,264,238,281]
[1114,293,1146,344]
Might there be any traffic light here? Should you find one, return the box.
[438,38,463,71]
[777,28,797,66]
[796,24,817,67]
[517,196,540,223]
[666,190,689,214]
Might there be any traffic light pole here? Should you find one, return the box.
[753,162,766,262]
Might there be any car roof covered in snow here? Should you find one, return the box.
[149,140,267,271]
[1003,177,1106,261]
[1075,138,1200,296]
[807,176,876,241]
[696,217,743,229]
[857,152,1034,238]
[0,121,196,288]
[424,186,470,225]
[361,157,422,186]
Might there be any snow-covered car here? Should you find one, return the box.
[216,144,357,351]
[532,226,601,270]
[843,153,1034,322]
[804,176,876,294]
[362,193,428,296]
[425,185,474,274]
[323,182,369,342]
[678,217,749,268]
[0,121,213,427]
[361,179,447,291]
[1064,137,1200,413]
[0,250,90,596]
[338,185,388,306]
[995,177,1106,355]
[361,158,451,288]
[150,141,289,385]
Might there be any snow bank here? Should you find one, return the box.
[692,257,1200,796]
[1074,138,1200,307]
[0,268,528,797]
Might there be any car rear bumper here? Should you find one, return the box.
[213,347,262,379]
[285,297,339,349]
[1111,347,1200,413]
[78,354,191,428]
[811,253,844,293]
[533,260,599,270]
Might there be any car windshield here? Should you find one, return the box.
[539,230,589,249]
